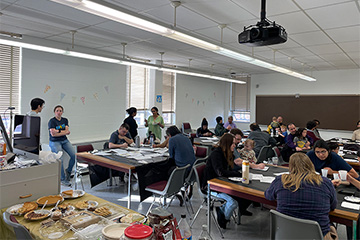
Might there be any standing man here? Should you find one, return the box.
[109,123,134,149]
[224,116,237,130]
[248,123,276,157]
[27,98,45,116]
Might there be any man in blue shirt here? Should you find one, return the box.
[307,140,359,178]
[167,126,196,168]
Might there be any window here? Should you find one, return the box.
[127,65,148,110]
[127,66,149,125]
[230,77,250,123]
[162,71,175,124]
[0,44,20,133]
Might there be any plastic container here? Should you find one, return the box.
[124,224,153,240]
[198,225,212,240]
[178,215,192,240]
[150,136,154,148]
[242,160,250,184]
[135,136,140,148]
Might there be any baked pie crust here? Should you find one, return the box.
[36,195,64,206]
[18,202,38,215]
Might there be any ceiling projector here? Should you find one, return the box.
[239,0,287,47]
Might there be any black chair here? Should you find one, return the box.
[145,165,191,215]
[190,162,224,238]
[257,145,275,163]
[103,142,109,149]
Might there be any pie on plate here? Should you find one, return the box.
[120,213,146,223]
[36,195,64,206]
[24,210,51,221]
[61,190,85,199]
[6,202,38,215]
[75,200,98,210]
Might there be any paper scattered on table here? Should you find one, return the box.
[260,176,275,183]
[127,147,140,151]
[341,201,360,210]
[252,166,269,172]
[94,151,112,156]
[228,177,242,182]
[251,174,264,180]
[273,172,289,176]
[111,149,128,155]
[201,140,215,143]
[344,158,358,162]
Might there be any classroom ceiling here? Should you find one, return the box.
[0,0,359,78]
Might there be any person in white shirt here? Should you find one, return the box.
[27,98,45,116]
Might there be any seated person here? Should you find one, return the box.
[306,140,359,178]
[224,116,237,130]
[313,119,322,140]
[201,133,244,229]
[234,139,265,170]
[143,131,161,145]
[167,126,196,169]
[267,116,280,135]
[196,118,214,137]
[153,137,169,148]
[215,116,229,136]
[293,128,311,150]
[265,153,338,239]
[328,142,340,155]
[306,120,320,142]
[109,123,134,149]
[281,123,303,162]
[248,122,276,157]
[276,125,288,145]
[352,120,360,141]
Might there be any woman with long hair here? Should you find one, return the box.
[48,105,76,187]
[265,153,338,239]
[145,106,164,140]
[201,133,242,229]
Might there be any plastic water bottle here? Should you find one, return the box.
[135,136,140,148]
[149,135,154,148]
[178,215,192,240]
[198,225,212,240]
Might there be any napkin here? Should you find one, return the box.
[260,176,275,183]
[341,201,360,210]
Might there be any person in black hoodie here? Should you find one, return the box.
[201,133,242,229]
[123,107,138,139]
[196,118,214,137]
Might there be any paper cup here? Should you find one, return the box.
[333,173,339,180]
[338,170,347,180]
[272,157,278,165]
[321,169,328,177]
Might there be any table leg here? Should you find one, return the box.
[207,183,211,235]
[128,169,132,209]
[109,170,113,186]
[353,220,357,240]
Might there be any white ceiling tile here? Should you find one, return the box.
[294,0,352,10]
[16,0,106,25]
[183,1,255,24]
[0,22,49,38]
[294,55,326,63]
[280,47,314,57]
[307,43,343,55]
[319,53,351,61]
[109,0,169,13]
[329,60,358,68]
[231,0,299,17]
[325,25,360,43]
[270,11,319,35]
[194,26,238,44]
[347,51,360,60]
[305,2,360,29]
[172,6,218,31]
[290,31,333,46]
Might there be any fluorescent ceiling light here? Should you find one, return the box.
[50,0,316,82]
[1,38,244,83]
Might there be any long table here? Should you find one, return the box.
[1,193,136,240]
[76,151,167,209]
[207,165,360,240]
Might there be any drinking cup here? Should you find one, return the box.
[321,169,328,177]
[338,170,347,181]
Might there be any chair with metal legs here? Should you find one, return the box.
[75,144,94,190]
[190,162,224,238]
[145,165,190,216]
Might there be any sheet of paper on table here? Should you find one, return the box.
[252,166,269,172]
[260,176,275,183]
[111,149,128,155]
[341,201,360,210]
[94,151,112,156]
[251,174,264,180]
[273,172,289,176]
[344,159,358,162]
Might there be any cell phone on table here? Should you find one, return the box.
[338,189,356,196]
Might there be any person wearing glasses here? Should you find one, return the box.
[27,98,45,116]
[145,106,164,140]
[306,140,359,178]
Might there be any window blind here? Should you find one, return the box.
[0,44,20,114]
[128,66,148,110]
[231,77,250,111]
[162,71,175,113]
